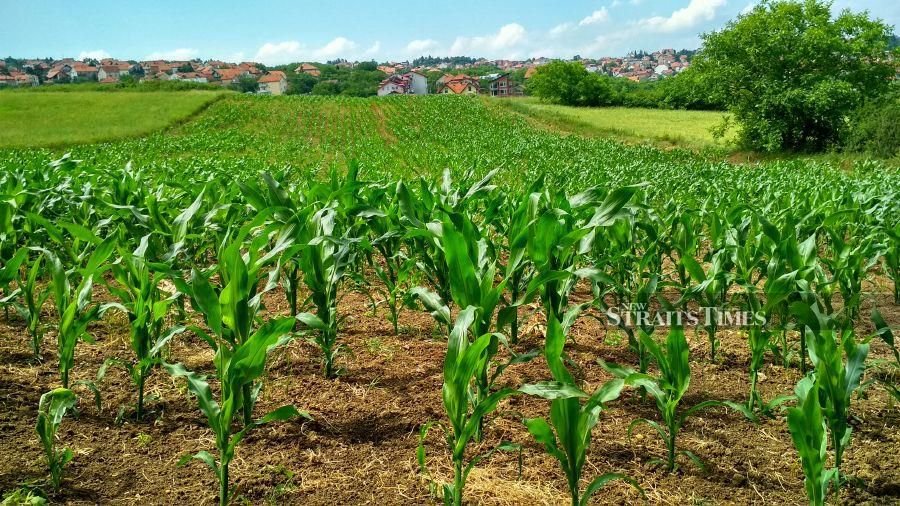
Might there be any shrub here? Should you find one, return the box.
[843,89,900,158]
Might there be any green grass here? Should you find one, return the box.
[0,91,224,148]
[500,97,736,150]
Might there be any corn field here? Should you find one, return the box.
[0,95,898,505]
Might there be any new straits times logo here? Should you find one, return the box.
[606,303,767,328]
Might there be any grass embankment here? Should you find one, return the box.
[0,90,224,148]
[500,97,736,151]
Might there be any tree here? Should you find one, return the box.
[178,63,193,73]
[311,80,341,95]
[287,72,317,95]
[528,61,588,105]
[231,75,259,93]
[529,61,615,107]
[692,0,895,152]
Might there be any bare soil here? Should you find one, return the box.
[0,285,898,505]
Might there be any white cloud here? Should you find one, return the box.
[406,39,440,54]
[78,49,110,60]
[741,2,758,15]
[145,48,199,60]
[318,37,357,58]
[579,8,610,26]
[364,41,381,56]
[639,0,726,33]
[549,22,574,36]
[450,23,527,57]
[611,0,623,7]
[253,37,360,64]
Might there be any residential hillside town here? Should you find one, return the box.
[0,48,694,96]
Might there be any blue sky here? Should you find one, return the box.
[2,0,897,63]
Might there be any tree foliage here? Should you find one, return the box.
[529,61,613,107]
[692,0,895,152]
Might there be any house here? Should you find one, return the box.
[97,65,122,81]
[377,65,396,75]
[437,74,479,95]
[0,72,39,87]
[257,70,288,95]
[482,73,511,97]
[215,68,249,84]
[71,64,98,81]
[376,71,427,96]
[239,62,263,75]
[171,71,209,83]
[295,63,320,77]
[46,64,73,82]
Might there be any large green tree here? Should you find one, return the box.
[529,61,613,107]
[692,0,895,151]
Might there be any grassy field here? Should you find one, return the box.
[501,97,736,150]
[0,91,223,148]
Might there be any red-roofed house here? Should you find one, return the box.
[294,63,320,77]
[72,64,98,81]
[215,68,249,84]
[437,74,479,95]
[258,70,287,95]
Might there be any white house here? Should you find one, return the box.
[377,71,428,96]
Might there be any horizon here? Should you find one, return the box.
[3,0,897,65]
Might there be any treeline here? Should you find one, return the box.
[0,78,226,93]
[267,61,386,97]
[528,61,721,110]
[530,0,899,156]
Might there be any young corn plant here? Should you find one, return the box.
[787,376,839,506]
[601,327,754,472]
[293,204,364,378]
[412,212,533,441]
[363,182,413,335]
[36,388,77,489]
[165,317,309,506]
[497,178,542,344]
[399,168,500,306]
[0,247,27,321]
[679,251,731,362]
[869,309,899,401]
[105,235,185,419]
[241,169,368,378]
[176,225,291,424]
[417,307,520,506]
[791,302,868,480]
[13,252,52,360]
[880,224,899,304]
[520,315,643,506]
[45,237,116,388]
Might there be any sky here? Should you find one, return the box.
[2,0,898,64]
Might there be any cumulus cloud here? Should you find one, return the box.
[549,23,574,37]
[449,23,527,57]
[406,39,440,54]
[579,8,610,26]
[364,41,381,56]
[78,49,110,60]
[145,48,199,60]
[253,37,359,64]
[639,0,726,33]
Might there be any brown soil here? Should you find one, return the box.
[0,286,898,505]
